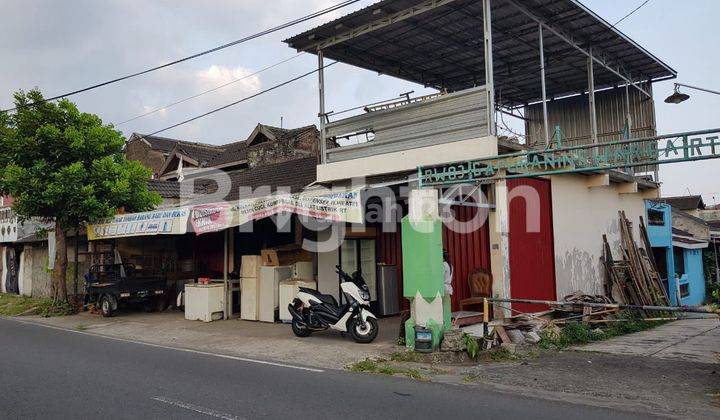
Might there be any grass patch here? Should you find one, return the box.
[75,324,89,331]
[539,310,666,350]
[489,347,522,362]
[0,293,75,317]
[349,359,423,380]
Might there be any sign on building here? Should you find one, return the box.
[418,129,720,187]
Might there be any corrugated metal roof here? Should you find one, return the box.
[285,0,676,105]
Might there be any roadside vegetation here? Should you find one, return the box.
[0,293,75,317]
[349,358,424,380]
[538,310,667,350]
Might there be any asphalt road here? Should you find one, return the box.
[0,318,659,420]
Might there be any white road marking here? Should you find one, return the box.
[152,396,241,420]
[5,318,324,373]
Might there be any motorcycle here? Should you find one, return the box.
[288,265,379,343]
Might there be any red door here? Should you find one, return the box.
[442,204,492,311]
[508,178,556,313]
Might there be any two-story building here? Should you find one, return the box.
[284,0,677,313]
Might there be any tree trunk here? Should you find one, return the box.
[52,224,68,302]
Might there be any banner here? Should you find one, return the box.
[236,188,364,225]
[190,203,238,235]
[87,208,190,240]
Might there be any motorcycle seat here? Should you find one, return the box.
[300,287,338,306]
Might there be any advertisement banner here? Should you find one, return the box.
[190,203,238,235]
[87,208,190,240]
[236,188,364,225]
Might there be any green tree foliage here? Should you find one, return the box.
[0,90,161,301]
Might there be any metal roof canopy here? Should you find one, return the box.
[285,0,676,107]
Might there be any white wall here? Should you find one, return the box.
[550,175,658,297]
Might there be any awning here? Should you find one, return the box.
[672,235,708,250]
[87,188,365,239]
[235,187,364,226]
[87,208,191,240]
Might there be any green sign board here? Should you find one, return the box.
[418,128,720,187]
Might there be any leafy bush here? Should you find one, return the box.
[463,333,480,359]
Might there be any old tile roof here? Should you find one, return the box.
[173,142,225,165]
[207,141,247,167]
[147,180,181,198]
[660,195,706,211]
[228,156,318,201]
[161,156,318,202]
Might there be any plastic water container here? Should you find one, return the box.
[415,326,433,353]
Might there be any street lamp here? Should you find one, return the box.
[664,82,720,104]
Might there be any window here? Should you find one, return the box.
[648,209,665,226]
[673,248,685,277]
[679,283,690,298]
[339,238,377,303]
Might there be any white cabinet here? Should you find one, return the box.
[279,280,317,322]
[291,262,314,281]
[241,276,259,321]
[258,266,292,323]
[184,284,225,322]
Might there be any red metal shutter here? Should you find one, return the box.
[507,178,557,313]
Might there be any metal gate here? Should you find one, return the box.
[508,178,557,313]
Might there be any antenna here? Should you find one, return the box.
[280,116,284,128]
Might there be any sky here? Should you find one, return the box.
[0,0,718,205]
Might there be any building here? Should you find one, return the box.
[284,0,675,316]
[646,201,709,305]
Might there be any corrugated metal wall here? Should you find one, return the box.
[442,205,492,311]
[327,85,488,163]
[525,84,656,146]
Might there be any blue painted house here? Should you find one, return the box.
[645,201,708,306]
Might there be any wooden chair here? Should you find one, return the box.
[459,268,493,311]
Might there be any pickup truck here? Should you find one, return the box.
[84,263,168,317]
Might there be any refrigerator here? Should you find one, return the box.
[377,264,399,316]
[258,266,292,322]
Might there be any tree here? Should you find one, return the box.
[0,90,161,302]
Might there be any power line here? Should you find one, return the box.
[1,0,360,113]
[613,0,651,27]
[141,62,337,139]
[116,54,302,126]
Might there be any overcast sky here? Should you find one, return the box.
[1,0,718,205]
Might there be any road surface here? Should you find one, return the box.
[0,318,658,419]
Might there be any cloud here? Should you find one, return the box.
[195,65,262,95]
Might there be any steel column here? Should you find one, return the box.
[587,47,598,144]
[483,0,496,136]
[318,49,327,164]
[539,24,549,146]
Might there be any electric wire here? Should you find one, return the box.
[115,54,302,126]
[1,0,360,113]
[612,0,651,27]
[140,62,337,139]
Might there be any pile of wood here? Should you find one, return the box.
[602,211,669,307]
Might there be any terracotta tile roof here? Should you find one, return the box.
[174,142,225,165]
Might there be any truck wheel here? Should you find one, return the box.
[350,317,378,344]
[154,296,167,312]
[291,319,312,337]
[100,295,115,317]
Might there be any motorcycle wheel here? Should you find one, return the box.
[350,317,378,344]
[291,319,312,337]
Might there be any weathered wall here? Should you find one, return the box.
[550,175,657,297]
[672,209,710,241]
[28,245,53,298]
[247,128,318,168]
[126,140,168,177]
